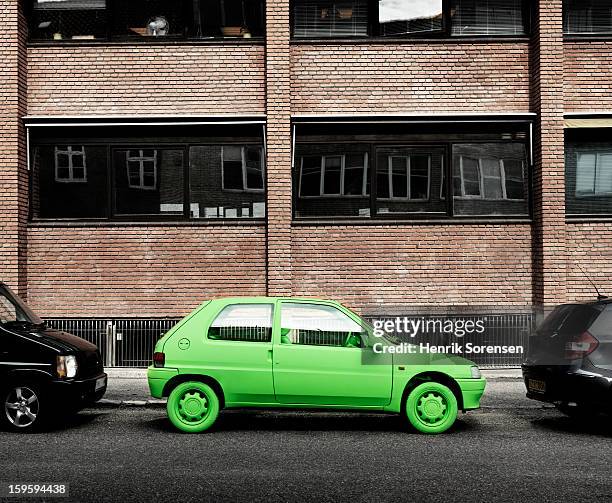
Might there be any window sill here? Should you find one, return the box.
[290,36,530,46]
[564,34,612,42]
[566,216,612,223]
[292,217,532,226]
[28,219,266,228]
[28,38,265,48]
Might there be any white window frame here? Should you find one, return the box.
[126,149,158,190]
[221,146,265,193]
[54,146,87,183]
[455,155,524,201]
[298,152,369,198]
[575,151,612,198]
[380,154,431,201]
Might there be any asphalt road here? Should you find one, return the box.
[1,381,611,503]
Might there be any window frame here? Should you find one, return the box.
[126,149,158,190]
[26,0,267,44]
[454,155,525,201]
[54,145,88,183]
[290,0,531,40]
[293,136,531,222]
[30,135,267,223]
[378,154,431,202]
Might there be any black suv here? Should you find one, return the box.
[523,300,612,415]
[0,282,107,431]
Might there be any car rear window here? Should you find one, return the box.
[537,304,601,336]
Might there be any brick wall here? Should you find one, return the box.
[291,225,533,314]
[27,225,267,317]
[567,223,612,302]
[0,1,28,297]
[564,41,612,112]
[27,44,265,116]
[291,42,530,114]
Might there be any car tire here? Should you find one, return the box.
[405,381,458,434]
[1,382,45,433]
[167,381,220,433]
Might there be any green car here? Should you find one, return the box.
[148,297,486,434]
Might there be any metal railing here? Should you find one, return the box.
[46,312,534,369]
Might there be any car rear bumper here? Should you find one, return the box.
[457,377,487,410]
[48,372,107,406]
[147,367,179,398]
[522,364,612,407]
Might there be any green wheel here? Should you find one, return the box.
[405,381,458,434]
[167,382,220,433]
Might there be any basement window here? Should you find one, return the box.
[564,0,612,35]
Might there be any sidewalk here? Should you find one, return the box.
[98,367,522,408]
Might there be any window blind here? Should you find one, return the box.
[451,0,526,36]
[293,0,368,37]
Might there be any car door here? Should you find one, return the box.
[201,302,276,404]
[272,301,392,407]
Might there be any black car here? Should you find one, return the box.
[0,282,107,431]
[523,300,612,416]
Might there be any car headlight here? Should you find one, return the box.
[57,355,78,378]
[470,366,481,379]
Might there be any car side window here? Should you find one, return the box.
[0,295,17,323]
[207,304,273,343]
[280,303,364,348]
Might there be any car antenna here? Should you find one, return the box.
[576,264,608,301]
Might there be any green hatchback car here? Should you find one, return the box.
[148,297,486,434]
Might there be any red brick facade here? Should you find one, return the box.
[0,0,611,318]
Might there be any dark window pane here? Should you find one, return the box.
[344,153,366,195]
[379,0,443,36]
[32,145,108,219]
[453,143,529,216]
[112,0,185,38]
[30,0,107,41]
[322,156,342,195]
[300,156,322,196]
[190,145,266,219]
[293,0,368,37]
[410,155,430,200]
[114,148,184,216]
[223,146,244,191]
[245,147,265,190]
[391,156,408,198]
[189,0,265,38]
[451,0,527,36]
[564,0,612,34]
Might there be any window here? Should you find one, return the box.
[222,146,265,192]
[293,0,368,37]
[190,145,266,219]
[378,0,443,36]
[126,149,157,190]
[28,0,266,41]
[564,0,612,35]
[292,0,529,38]
[280,303,364,347]
[451,0,528,36]
[299,153,368,197]
[31,131,266,221]
[32,145,108,219]
[55,146,87,183]
[29,0,108,41]
[452,143,529,216]
[566,138,612,216]
[208,304,273,343]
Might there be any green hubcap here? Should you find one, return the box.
[416,392,448,425]
[178,391,208,423]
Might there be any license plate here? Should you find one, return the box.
[95,376,107,392]
[528,379,546,393]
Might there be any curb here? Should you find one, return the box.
[97,399,166,408]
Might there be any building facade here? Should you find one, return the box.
[0,0,610,328]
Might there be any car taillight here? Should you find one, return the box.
[153,352,165,368]
[565,331,599,360]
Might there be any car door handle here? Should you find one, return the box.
[267,350,273,363]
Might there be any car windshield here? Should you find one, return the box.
[0,284,43,326]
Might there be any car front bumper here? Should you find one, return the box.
[48,372,108,406]
[457,377,487,410]
[522,364,612,407]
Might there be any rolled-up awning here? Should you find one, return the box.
[564,113,612,128]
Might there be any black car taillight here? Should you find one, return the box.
[153,352,165,368]
[565,331,599,360]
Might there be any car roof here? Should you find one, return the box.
[209,296,340,303]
